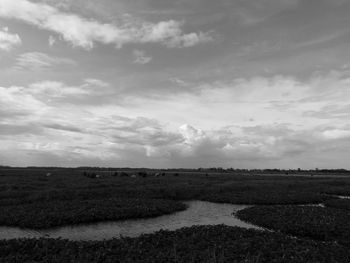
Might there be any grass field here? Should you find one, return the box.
[1,225,350,263]
[1,167,350,262]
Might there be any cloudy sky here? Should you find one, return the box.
[1,0,350,168]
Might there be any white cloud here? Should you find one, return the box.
[83,78,110,88]
[48,35,56,46]
[24,79,113,104]
[0,79,113,121]
[170,77,189,87]
[0,0,214,49]
[0,27,21,51]
[139,20,213,48]
[1,70,350,168]
[14,52,77,70]
[133,49,152,65]
[322,129,350,140]
[28,81,90,97]
[179,124,205,144]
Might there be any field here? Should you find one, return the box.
[1,225,350,263]
[1,167,350,262]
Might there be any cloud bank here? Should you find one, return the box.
[1,70,350,168]
[0,0,213,49]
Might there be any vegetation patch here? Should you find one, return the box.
[1,225,349,263]
[0,198,187,229]
[201,190,328,205]
[324,198,350,211]
[237,205,350,248]
[1,169,349,207]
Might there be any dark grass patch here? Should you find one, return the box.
[201,191,328,205]
[237,205,350,248]
[1,169,350,201]
[321,188,350,196]
[0,225,349,263]
[324,198,350,210]
[0,199,187,229]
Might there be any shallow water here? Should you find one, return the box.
[337,195,350,199]
[0,201,260,241]
[326,195,350,200]
[300,203,325,208]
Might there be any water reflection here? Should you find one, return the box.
[0,201,259,241]
[337,195,350,199]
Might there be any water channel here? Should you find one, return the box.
[0,201,260,241]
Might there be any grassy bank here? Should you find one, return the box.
[237,205,350,248]
[0,198,187,229]
[1,225,349,263]
[324,198,350,210]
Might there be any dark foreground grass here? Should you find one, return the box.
[1,225,349,263]
[237,205,350,248]
[324,198,350,211]
[0,198,187,229]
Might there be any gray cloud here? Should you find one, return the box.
[0,123,42,135]
[133,49,152,65]
[105,117,184,146]
[44,123,84,133]
[14,52,77,71]
[304,104,350,120]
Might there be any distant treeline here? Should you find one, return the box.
[0,165,349,174]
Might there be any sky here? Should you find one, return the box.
[1,0,350,168]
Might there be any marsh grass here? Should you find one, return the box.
[1,225,349,263]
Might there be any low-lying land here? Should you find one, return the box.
[1,167,346,229]
[236,205,350,248]
[1,225,349,263]
[324,198,350,211]
[0,198,186,229]
[2,167,350,262]
[1,168,348,206]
